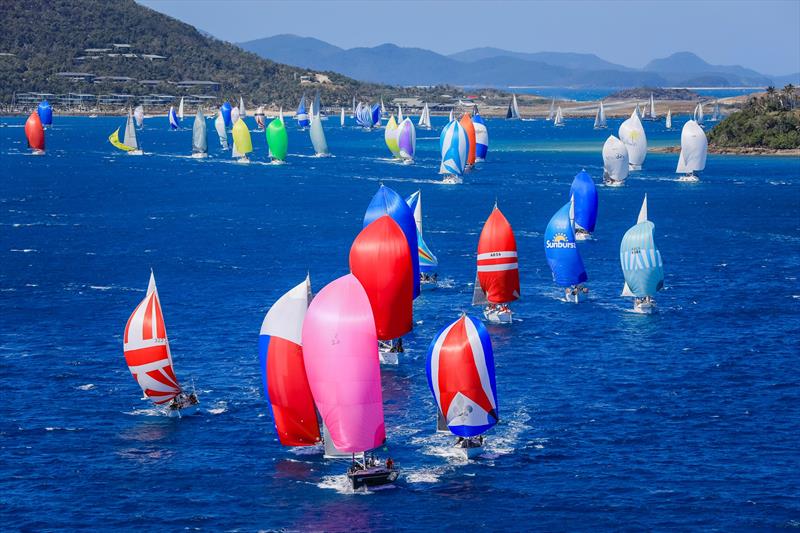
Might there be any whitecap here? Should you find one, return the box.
[76,384,96,391]
[207,401,228,415]
[89,285,112,291]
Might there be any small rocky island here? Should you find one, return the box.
[607,87,700,100]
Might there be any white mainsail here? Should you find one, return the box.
[676,120,707,175]
[133,105,144,128]
[214,112,228,149]
[649,93,657,119]
[178,97,185,120]
[594,101,607,129]
[397,104,403,123]
[512,94,521,119]
[554,106,564,127]
[123,111,138,150]
[419,103,431,128]
[547,98,555,121]
[694,103,705,125]
[666,109,672,129]
[618,109,647,170]
[310,113,329,156]
[239,96,247,118]
[340,107,345,127]
[192,108,207,155]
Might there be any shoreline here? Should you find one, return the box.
[651,145,800,156]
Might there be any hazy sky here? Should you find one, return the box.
[138,0,800,74]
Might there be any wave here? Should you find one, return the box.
[76,383,96,391]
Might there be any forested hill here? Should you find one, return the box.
[708,87,800,150]
[0,0,437,106]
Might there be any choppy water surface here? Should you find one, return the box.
[1,114,799,530]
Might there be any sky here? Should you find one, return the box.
[138,0,800,75]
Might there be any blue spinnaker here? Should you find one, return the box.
[544,202,587,287]
[37,100,53,126]
[220,101,232,128]
[569,170,598,232]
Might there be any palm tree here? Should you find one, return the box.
[783,84,796,109]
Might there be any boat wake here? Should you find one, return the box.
[207,401,227,415]
[76,383,96,391]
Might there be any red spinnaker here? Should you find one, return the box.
[25,111,44,151]
[350,215,413,340]
[477,206,520,304]
[460,113,476,166]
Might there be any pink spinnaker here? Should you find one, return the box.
[301,274,385,453]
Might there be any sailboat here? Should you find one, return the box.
[37,100,53,127]
[676,120,707,182]
[694,102,705,126]
[426,314,498,459]
[418,103,432,129]
[384,116,400,158]
[547,98,556,121]
[505,94,521,119]
[620,195,664,314]
[472,112,489,161]
[569,170,598,240]
[239,96,247,118]
[301,274,399,490]
[472,204,520,323]
[177,97,185,120]
[602,135,629,186]
[545,200,589,303]
[296,94,309,129]
[340,107,345,127]
[309,109,330,157]
[711,101,721,122]
[439,119,468,184]
[312,91,321,119]
[642,93,658,120]
[397,104,404,123]
[405,190,439,288]
[553,106,565,127]
[231,106,241,126]
[191,108,208,158]
[214,108,229,149]
[232,118,252,163]
[397,118,416,163]
[108,111,142,155]
[665,109,673,130]
[594,101,607,129]
[380,97,387,118]
[255,106,265,129]
[363,185,421,299]
[371,103,382,127]
[459,113,477,168]
[355,102,374,129]
[133,105,144,128]
[351,96,357,118]
[220,101,232,128]
[618,108,647,170]
[168,106,179,130]
[123,272,199,417]
[634,103,643,119]
[259,276,321,448]
[266,113,288,163]
[24,111,45,155]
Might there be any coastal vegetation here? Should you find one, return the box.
[607,87,699,100]
[708,85,799,150]
[0,0,460,107]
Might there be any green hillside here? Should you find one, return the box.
[708,86,800,150]
[0,0,450,107]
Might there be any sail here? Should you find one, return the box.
[380,97,386,116]
[459,113,476,166]
[545,201,588,287]
[109,128,134,152]
[340,107,345,127]
[123,272,182,405]
[371,104,382,126]
[301,274,385,453]
[620,196,664,297]
[214,110,229,149]
[255,106,265,129]
[37,100,53,126]
[363,184,421,298]
[296,94,309,128]
[266,116,288,161]
[569,170,598,232]
[239,96,247,118]
[177,97,184,120]
[352,96,356,117]
[676,120,707,174]
[134,105,144,127]
[548,99,555,121]
[618,109,647,169]
[439,120,468,176]
[192,108,207,155]
[712,101,721,121]
[168,106,179,130]
[649,93,657,118]
[220,101,232,127]
[350,216,414,340]
[512,94,521,119]
[554,106,564,126]
[123,111,138,150]
[602,135,629,183]
[259,276,320,446]
[405,191,438,273]
[419,103,431,128]
[355,102,373,128]
[397,104,404,123]
[24,111,44,151]
[309,113,329,156]
[476,206,520,304]
[594,102,607,129]
[384,115,400,157]
[231,106,241,126]
[593,108,601,129]
[397,118,416,161]
[472,112,489,161]
[426,315,498,437]
[666,109,672,129]
[232,118,253,156]
[694,103,705,125]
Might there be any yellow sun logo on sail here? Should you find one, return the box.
[545,232,575,249]
[553,233,568,243]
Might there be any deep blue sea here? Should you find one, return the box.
[2,113,799,531]
[508,87,762,101]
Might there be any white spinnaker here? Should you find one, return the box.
[602,135,630,183]
[676,120,707,174]
[618,109,647,169]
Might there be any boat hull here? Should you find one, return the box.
[564,288,587,304]
[483,306,512,324]
[454,436,484,459]
[191,152,208,159]
[441,175,463,185]
[633,300,656,314]
[127,150,143,156]
[604,179,625,187]
[166,403,199,418]
[677,175,700,183]
[348,467,399,490]
[420,279,438,291]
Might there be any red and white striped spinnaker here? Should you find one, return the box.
[123,272,182,404]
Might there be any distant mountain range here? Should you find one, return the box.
[239,35,796,88]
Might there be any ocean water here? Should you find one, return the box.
[508,87,762,101]
[1,114,799,531]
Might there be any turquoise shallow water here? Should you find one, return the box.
[1,114,799,530]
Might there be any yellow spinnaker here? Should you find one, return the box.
[232,118,253,154]
[109,128,134,152]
